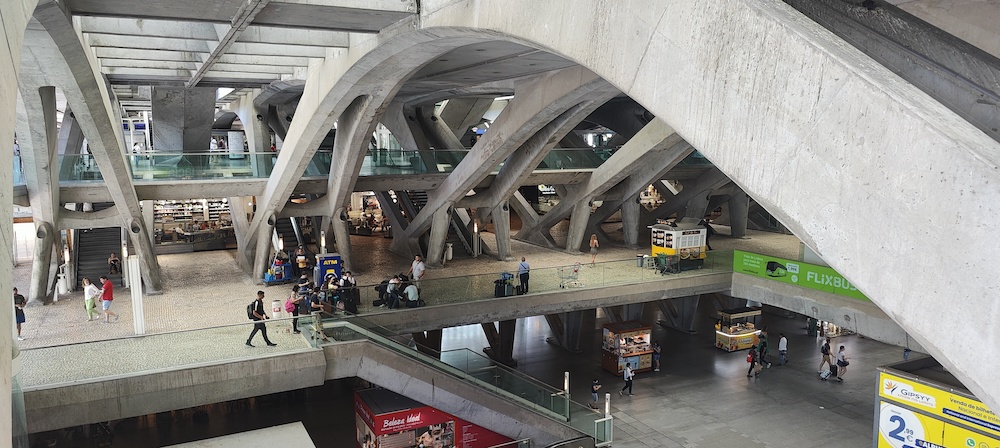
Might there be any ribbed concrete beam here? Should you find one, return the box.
[28,0,162,292]
[188,0,270,87]
[77,17,219,40]
[85,33,211,52]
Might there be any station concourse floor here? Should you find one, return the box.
[14,225,904,446]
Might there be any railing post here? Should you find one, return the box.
[564,371,570,419]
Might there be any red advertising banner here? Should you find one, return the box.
[355,390,512,448]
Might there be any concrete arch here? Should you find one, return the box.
[212,110,239,129]
[410,0,1000,410]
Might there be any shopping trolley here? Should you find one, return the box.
[557,263,584,288]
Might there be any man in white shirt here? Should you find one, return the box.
[408,255,426,288]
[778,333,788,365]
[403,282,420,308]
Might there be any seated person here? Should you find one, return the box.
[403,282,421,308]
[387,280,408,309]
[108,252,121,274]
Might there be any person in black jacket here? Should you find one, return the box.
[246,291,277,347]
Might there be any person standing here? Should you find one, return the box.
[818,338,833,374]
[82,278,101,321]
[652,341,662,372]
[246,291,277,347]
[619,363,635,397]
[99,276,119,323]
[517,257,530,293]
[777,333,788,365]
[589,234,599,266]
[288,285,302,334]
[836,345,850,382]
[408,255,426,289]
[13,288,26,341]
[589,378,602,409]
[700,219,716,250]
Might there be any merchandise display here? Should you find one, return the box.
[715,307,762,352]
[601,321,653,374]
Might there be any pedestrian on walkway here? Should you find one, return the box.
[747,344,761,378]
[590,378,602,409]
[99,276,119,323]
[517,257,530,293]
[589,234,600,266]
[13,288,26,341]
[619,363,635,396]
[778,333,788,365]
[818,337,833,373]
[246,291,277,347]
[652,341,662,372]
[758,329,772,368]
[836,345,850,382]
[408,255,426,289]
[82,277,101,321]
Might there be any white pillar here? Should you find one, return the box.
[128,255,145,334]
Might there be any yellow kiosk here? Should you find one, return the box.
[715,307,762,352]
[650,219,707,272]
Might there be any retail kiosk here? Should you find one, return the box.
[715,307,762,352]
[601,321,653,374]
[650,219,707,271]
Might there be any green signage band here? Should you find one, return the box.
[733,250,870,301]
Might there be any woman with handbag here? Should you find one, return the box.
[285,285,303,334]
[836,345,851,382]
[746,344,761,378]
[82,277,101,321]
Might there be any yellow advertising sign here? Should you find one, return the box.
[879,372,1000,439]
[943,423,1000,448]
[877,401,944,448]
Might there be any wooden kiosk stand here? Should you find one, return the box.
[601,321,653,374]
[715,307,762,352]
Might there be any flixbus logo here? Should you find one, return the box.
[884,379,936,408]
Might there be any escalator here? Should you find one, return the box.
[74,227,124,288]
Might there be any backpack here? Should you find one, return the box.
[247,301,256,320]
[821,344,830,355]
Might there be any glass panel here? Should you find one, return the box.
[13,155,24,185]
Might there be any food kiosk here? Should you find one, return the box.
[715,307,762,352]
[601,321,653,374]
[650,219,707,271]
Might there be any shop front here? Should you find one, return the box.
[601,321,653,374]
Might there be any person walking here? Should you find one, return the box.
[517,257,530,293]
[589,378,602,409]
[758,329,772,368]
[619,363,635,396]
[288,285,303,334]
[13,288,26,341]
[818,337,833,373]
[836,345,850,382]
[747,344,761,378]
[777,333,788,365]
[652,341,662,372]
[589,234,599,266]
[246,291,277,347]
[82,277,101,321]
[99,276,119,323]
[408,255,426,289]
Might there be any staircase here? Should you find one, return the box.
[75,227,124,288]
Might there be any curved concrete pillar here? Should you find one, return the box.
[416,0,1000,410]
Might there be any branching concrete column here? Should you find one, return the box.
[328,208,353,271]
[621,193,642,247]
[564,198,592,253]
[29,222,55,304]
[151,87,216,152]
[232,89,268,153]
[252,213,276,282]
[426,205,453,267]
[439,97,494,139]
[411,329,443,358]
[729,187,749,238]
[543,310,586,353]
[482,319,517,367]
[657,295,700,334]
[684,189,712,221]
[56,106,85,181]
[491,202,511,260]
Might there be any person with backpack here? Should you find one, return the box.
[246,291,277,347]
[818,338,833,374]
[747,343,761,378]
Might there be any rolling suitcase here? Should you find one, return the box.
[821,364,837,381]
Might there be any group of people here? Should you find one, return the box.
[373,255,426,309]
[246,269,361,347]
[12,275,120,342]
[745,332,851,382]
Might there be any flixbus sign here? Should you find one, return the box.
[732,250,869,301]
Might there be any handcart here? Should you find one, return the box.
[263,254,293,286]
[557,263,583,288]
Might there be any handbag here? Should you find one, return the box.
[284,298,296,313]
[746,353,753,363]
[336,300,345,311]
